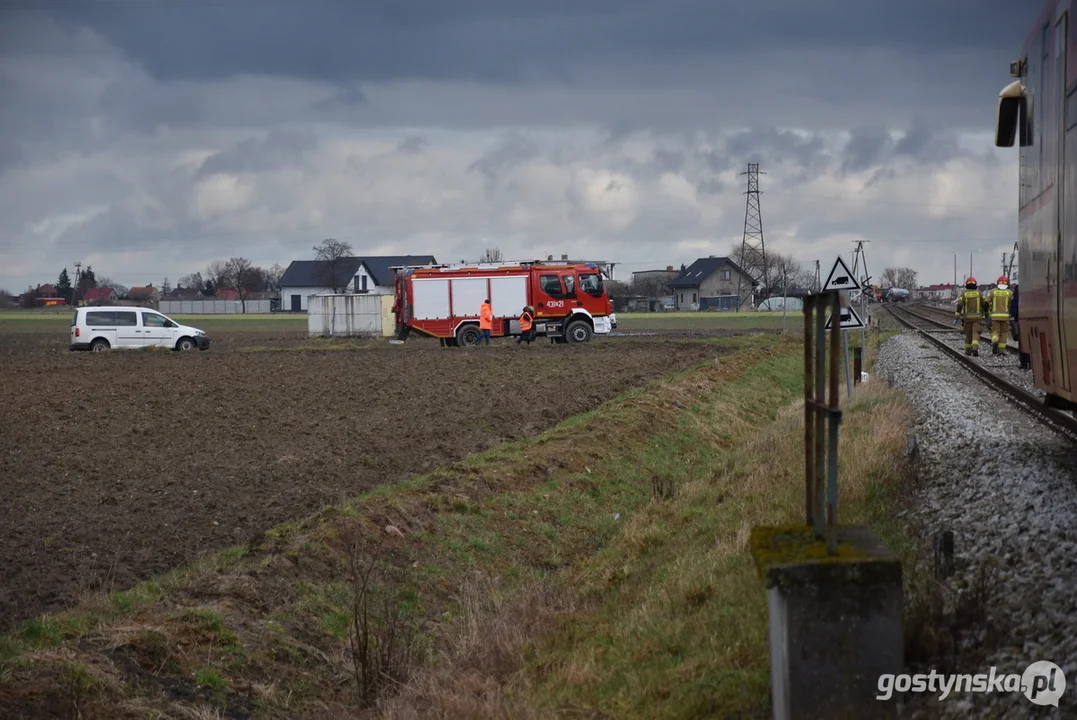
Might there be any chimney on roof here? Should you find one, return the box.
[666,265,673,271]
[561,254,568,261]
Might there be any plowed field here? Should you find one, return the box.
[0,338,725,630]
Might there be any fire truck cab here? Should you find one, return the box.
[392,261,617,346]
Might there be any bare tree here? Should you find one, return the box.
[880,267,900,289]
[264,263,285,291]
[221,257,262,313]
[895,267,918,290]
[206,260,229,291]
[314,238,354,293]
[630,273,674,298]
[96,276,129,299]
[479,247,504,263]
[178,272,204,291]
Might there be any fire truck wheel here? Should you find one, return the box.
[455,324,481,346]
[564,320,593,344]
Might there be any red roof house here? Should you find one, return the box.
[82,287,117,304]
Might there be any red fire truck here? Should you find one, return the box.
[391,261,617,346]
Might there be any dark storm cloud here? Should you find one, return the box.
[196,129,319,177]
[37,0,1031,85]
[842,127,894,174]
[396,135,428,154]
[894,118,963,165]
[468,132,543,194]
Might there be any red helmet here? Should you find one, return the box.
[998,275,1009,285]
[966,276,977,287]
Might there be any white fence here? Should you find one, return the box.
[158,299,275,315]
[308,294,395,337]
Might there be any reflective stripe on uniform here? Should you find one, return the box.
[959,290,981,318]
[990,290,1011,317]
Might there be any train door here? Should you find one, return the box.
[1056,13,1071,392]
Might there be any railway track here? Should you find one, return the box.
[901,302,1020,355]
[884,303,1077,439]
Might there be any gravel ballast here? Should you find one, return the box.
[874,330,1077,719]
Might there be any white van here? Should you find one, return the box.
[70,307,210,352]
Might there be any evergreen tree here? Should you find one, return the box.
[56,268,72,304]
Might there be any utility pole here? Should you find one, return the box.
[814,260,820,293]
[952,253,957,300]
[850,241,870,348]
[735,163,767,311]
[73,261,82,306]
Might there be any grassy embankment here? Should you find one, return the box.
[0,328,913,719]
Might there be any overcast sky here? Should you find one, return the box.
[0,0,1034,292]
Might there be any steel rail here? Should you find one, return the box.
[902,303,1020,355]
[885,304,1077,440]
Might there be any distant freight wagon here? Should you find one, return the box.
[391,261,617,346]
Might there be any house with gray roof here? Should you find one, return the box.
[670,256,754,311]
[279,255,437,311]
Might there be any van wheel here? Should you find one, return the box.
[565,320,593,343]
[90,339,110,352]
[176,337,196,351]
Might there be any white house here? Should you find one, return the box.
[279,255,437,312]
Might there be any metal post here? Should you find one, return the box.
[814,294,826,539]
[782,267,788,334]
[805,294,814,526]
[843,327,852,398]
[827,292,841,555]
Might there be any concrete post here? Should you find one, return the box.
[750,524,903,720]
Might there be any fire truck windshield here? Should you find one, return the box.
[579,272,603,297]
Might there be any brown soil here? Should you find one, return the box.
[0,337,724,631]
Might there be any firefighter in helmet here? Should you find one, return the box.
[986,275,1013,354]
[954,277,983,356]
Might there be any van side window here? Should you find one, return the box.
[142,312,169,328]
[113,312,138,326]
[85,311,114,326]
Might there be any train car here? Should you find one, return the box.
[995,0,1077,411]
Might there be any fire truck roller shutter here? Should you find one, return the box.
[489,276,528,318]
[451,278,487,319]
[410,278,450,320]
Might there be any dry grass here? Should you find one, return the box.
[0,330,919,719]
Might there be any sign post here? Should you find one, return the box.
[823,256,865,397]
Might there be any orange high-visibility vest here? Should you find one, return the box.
[479,303,493,330]
[520,311,533,332]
